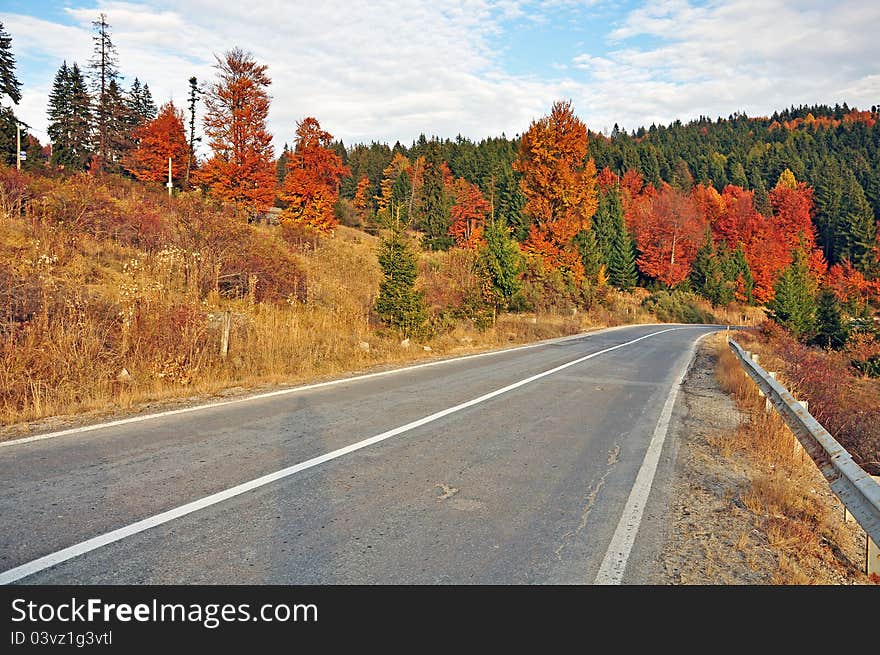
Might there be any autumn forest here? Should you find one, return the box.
[1,15,879,460]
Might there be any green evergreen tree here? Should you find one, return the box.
[47,61,92,170]
[375,230,428,337]
[276,143,290,186]
[768,248,817,340]
[591,189,617,267]
[690,231,729,305]
[100,79,134,173]
[417,142,453,250]
[89,13,121,173]
[574,227,602,281]
[608,227,637,291]
[811,157,843,262]
[481,219,524,311]
[721,244,754,304]
[809,287,849,350]
[836,169,877,274]
[0,22,21,104]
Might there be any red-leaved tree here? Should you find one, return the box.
[629,184,706,286]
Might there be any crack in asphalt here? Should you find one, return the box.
[554,444,621,561]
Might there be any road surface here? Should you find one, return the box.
[0,323,719,584]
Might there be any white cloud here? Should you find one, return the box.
[4,0,879,152]
[586,0,880,129]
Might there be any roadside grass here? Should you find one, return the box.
[711,334,867,584]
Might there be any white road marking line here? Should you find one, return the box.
[0,327,697,584]
[0,324,643,449]
[594,331,714,585]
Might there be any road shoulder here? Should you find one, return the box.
[635,335,868,584]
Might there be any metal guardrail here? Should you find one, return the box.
[729,338,880,551]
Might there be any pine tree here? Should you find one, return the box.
[721,244,754,304]
[768,248,817,340]
[574,227,602,281]
[47,61,92,170]
[416,142,453,250]
[0,22,21,104]
[276,143,290,186]
[810,287,849,350]
[89,13,121,173]
[690,231,729,305]
[127,78,157,124]
[481,219,524,311]
[591,189,617,267]
[608,226,638,291]
[375,228,427,337]
[836,170,877,274]
[100,79,134,173]
[812,157,843,262]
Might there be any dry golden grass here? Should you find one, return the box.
[710,335,862,584]
[0,216,621,432]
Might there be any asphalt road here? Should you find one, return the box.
[0,323,719,584]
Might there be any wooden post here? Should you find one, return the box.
[220,311,231,360]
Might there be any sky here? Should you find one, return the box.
[4,0,880,151]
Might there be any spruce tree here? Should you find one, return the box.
[836,170,877,274]
[276,144,290,186]
[481,219,524,311]
[591,189,617,267]
[417,142,453,250]
[0,22,21,104]
[721,244,754,304]
[574,227,602,281]
[89,13,121,172]
[768,248,817,340]
[47,61,92,169]
[690,231,728,305]
[101,79,134,173]
[810,287,849,350]
[812,157,843,261]
[375,229,427,337]
[608,227,637,291]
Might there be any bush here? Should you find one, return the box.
[641,290,716,323]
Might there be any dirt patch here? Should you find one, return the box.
[654,335,869,584]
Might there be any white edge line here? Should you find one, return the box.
[0,326,700,584]
[593,330,716,585]
[0,323,648,448]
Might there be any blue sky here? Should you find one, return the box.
[4,1,879,147]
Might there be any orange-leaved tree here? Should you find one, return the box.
[353,175,373,223]
[194,48,276,214]
[449,178,490,249]
[123,101,189,183]
[514,100,598,280]
[769,169,827,276]
[279,117,350,233]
